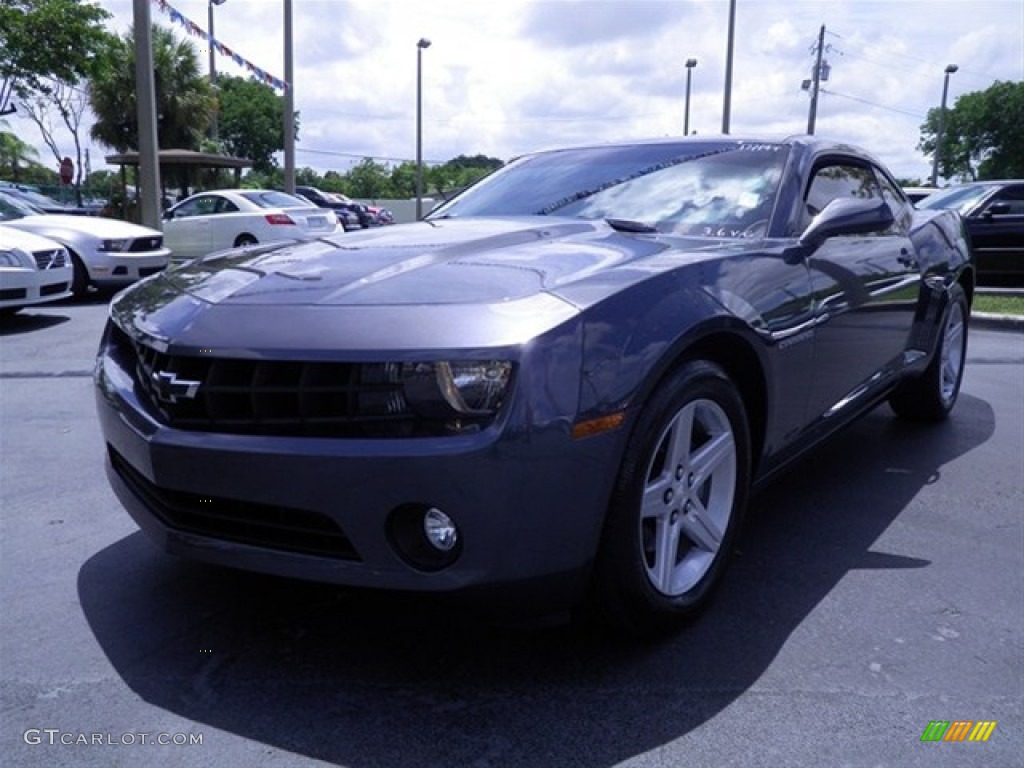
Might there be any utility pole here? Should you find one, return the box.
[807,24,825,135]
[133,0,162,229]
[283,0,295,193]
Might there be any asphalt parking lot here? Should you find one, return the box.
[1,297,1021,768]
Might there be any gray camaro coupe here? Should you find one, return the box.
[95,137,973,633]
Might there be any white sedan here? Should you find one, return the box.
[0,191,170,297]
[162,189,343,261]
[0,224,73,314]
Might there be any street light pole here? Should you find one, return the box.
[684,58,697,135]
[721,0,735,134]
[208,0,226,140]
[415,38,431,221]
[930,64,958,187]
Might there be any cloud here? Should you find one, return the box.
[8,0,1023,186]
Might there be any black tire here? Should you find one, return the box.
[234,234,258,247]
[591,360,751,636]
[889,283,968,421]
[70,252,90,298]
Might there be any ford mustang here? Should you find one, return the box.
[95,136,973,634]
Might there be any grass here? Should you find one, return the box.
[974,294,1024,316]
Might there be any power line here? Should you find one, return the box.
[819,88,925,119]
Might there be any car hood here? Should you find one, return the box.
[15,214,161,238]
[163,217,721,307]
[0,223,66,252]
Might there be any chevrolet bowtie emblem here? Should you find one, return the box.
[151,370,201,403]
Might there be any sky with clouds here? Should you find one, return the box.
[9,0,1024,184]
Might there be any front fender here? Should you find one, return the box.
[577,277,748,417]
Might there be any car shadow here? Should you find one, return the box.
[0,310,70,335]
[77,396,995,766]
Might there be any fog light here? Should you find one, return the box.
[423,507,457,551]
[387,503,463,571]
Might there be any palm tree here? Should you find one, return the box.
[89,25,214,153]
[0,118,40,181]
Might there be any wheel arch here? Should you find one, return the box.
[678,330,768,473]
[630,326,767,480]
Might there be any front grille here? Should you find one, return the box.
[109,447,361,560]
[139,265,165,277]
[0,288,27,300]
[129,236,163,252]
[33,248,68,270]
[110,324,423,438]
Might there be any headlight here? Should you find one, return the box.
[401,360,513,421]
[0,248,29,268]
[99,238,131,252]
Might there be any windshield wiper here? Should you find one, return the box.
[605,218,658,233]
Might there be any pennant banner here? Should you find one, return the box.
[152,0,288,91]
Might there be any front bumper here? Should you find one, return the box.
[0,266,73,309]
[86,248,171,286]
[94,336,626,611]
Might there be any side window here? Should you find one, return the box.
[984,185,1024,216]
[214,197,240,214]
[174,196,219,218]
[799,162,882,233]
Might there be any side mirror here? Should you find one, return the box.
[799,197,895,250]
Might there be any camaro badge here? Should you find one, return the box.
[151,370,201,403]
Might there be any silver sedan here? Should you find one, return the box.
[0,191,169,296]
[162,189,344,261]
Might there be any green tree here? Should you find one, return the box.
[0,0,111,106]
[427,154,503,198]
[295,167,322,187]
[89,25,215,152]
[388,162,418,198]
[346,158,392,198]
[919,81,1024,181]
[0,119,41,181]
[216,75,291,174]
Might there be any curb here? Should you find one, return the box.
[970,312,1024,332]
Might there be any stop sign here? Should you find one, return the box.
[59,156,73,185]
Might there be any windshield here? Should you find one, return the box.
[7,188,67,208]
[916,185,994,214]
[429,141,789,236]
[0,191,44,220]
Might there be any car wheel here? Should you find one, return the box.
[889,283,968,421]
[234,234,258,247]
[69,252,90,298]
[592,360,751,636]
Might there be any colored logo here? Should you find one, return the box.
[920,721,997,742]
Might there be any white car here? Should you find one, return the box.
[0,190,170,297]
[0,224,73,314]
[162,189,344,261]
